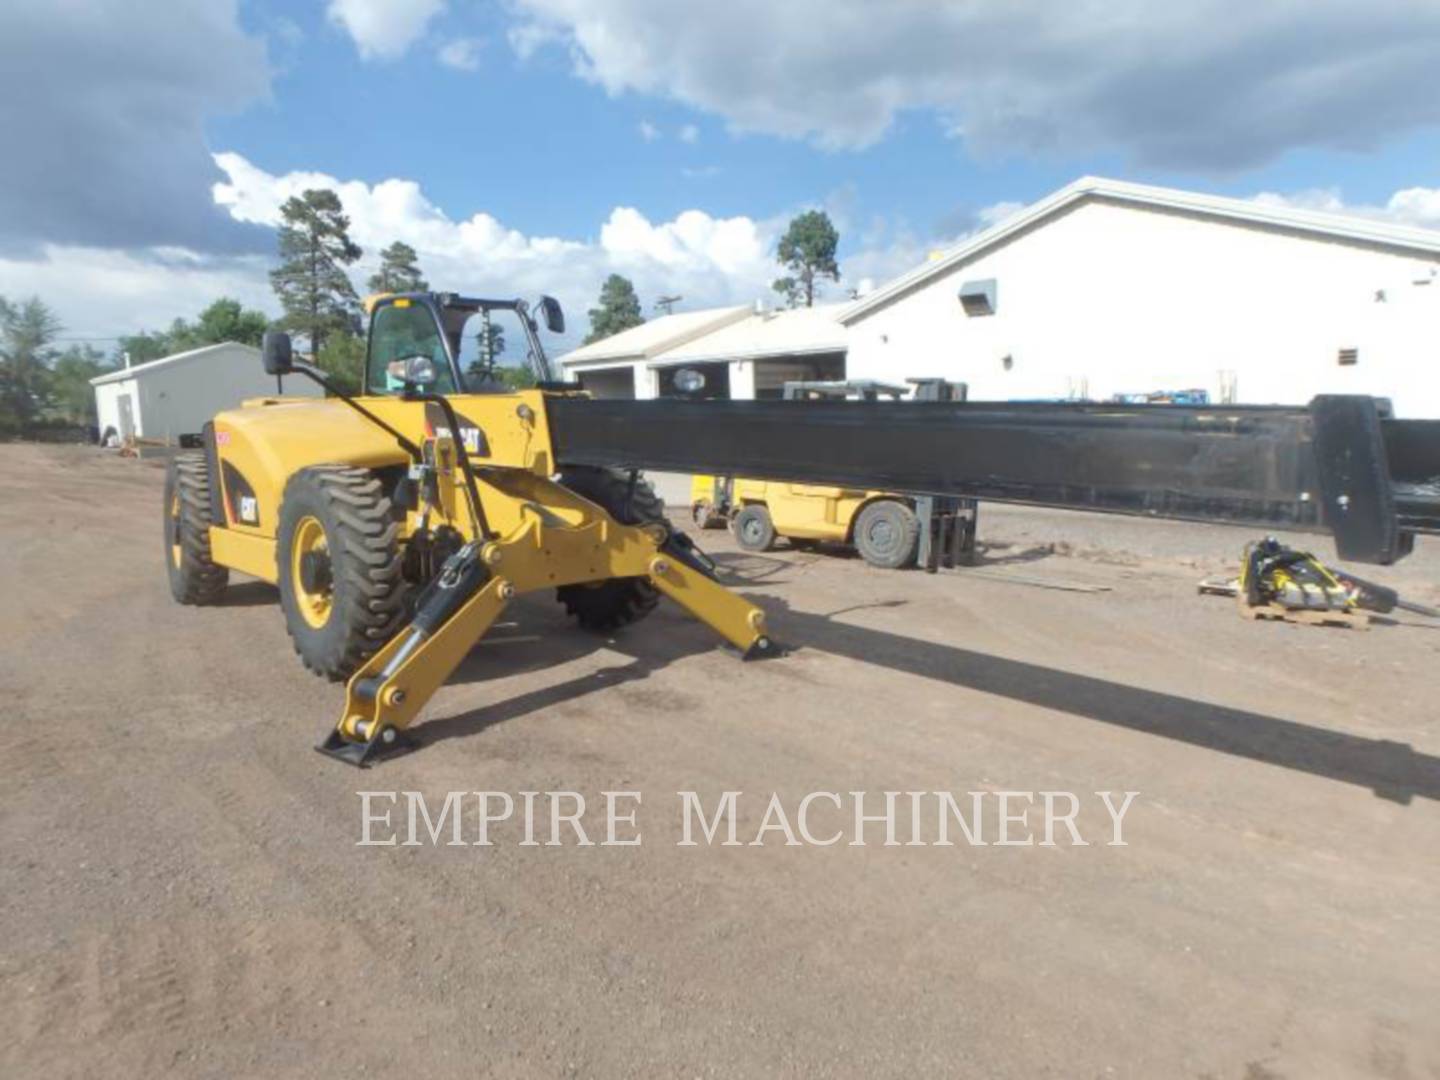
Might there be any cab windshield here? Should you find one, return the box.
[366,300,460,395]
[454,307,537,392]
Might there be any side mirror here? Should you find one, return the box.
[538,295,565,334]
[405,355,438,386]
[262,330,294,376]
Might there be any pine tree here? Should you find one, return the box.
[466,316,506,379]
[367,241,429,295]
[270,189,362,356]
[584,274,645,344]
[772,210,840,308]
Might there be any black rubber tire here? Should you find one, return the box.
[164,452,229,604]
[276,466,409,681]
[555,466,663,633]
[733,504,777,552]
[853,499,921,569]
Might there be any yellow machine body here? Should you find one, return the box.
[206,389,559,576]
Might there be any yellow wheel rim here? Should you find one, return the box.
[290,515,332,629]
[168,491,182,569]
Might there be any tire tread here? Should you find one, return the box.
[277,466,409,680]
[554,466,663,633]
[166,452,229,604]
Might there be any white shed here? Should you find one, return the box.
[559,306,752,399]
[91,342,320,445]
[841,176,1440,417]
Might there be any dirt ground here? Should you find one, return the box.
[2,443,1437,1079]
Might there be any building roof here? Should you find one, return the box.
[90,341,260,386]
[557,306,751,367]
[843,175,1440,323]
[659,303,850,365]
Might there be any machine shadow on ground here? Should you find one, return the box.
[384,572,1440,805]
[414,596,714,751]
[218,580,281,607]
[735,591,1440,806]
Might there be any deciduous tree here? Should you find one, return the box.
[116,297,269,364]
[315,334,366,395]
[194,297,269,347]
[48,345,112,425]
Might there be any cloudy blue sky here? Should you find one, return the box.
[4,0,1440,344]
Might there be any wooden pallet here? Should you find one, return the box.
[1236,595,1370,630]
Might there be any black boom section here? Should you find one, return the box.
[548,395,1440,565]
[1383,417,1440,536]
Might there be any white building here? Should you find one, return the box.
[843,177,1440,416]
[558,176,1440,417]
[91,342,320,445]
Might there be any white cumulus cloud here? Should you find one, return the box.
[209,152,790,345]
[206,153,1033,333]
[1251,186,1440,229]
[328,0,447,61]
[437,37,485,72]
[0,246,275,341]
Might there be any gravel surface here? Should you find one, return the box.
[2,443,1437,1078]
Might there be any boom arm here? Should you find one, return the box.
[548,394,1440,565]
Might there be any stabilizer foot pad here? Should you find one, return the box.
[738,637,785,661]
[315,727,417,767]
[720,639,789,665]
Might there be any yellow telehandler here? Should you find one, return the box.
[165,293,770,764]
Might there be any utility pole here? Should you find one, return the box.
[655,295,683,317]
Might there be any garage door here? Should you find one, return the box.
[577,369,636,400]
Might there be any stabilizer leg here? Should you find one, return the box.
[315,485,778,765]
[645,534,777,660]
[318,545,510,766]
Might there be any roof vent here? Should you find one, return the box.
[959,278,997,317]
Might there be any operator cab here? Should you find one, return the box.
[363,292,565,397]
